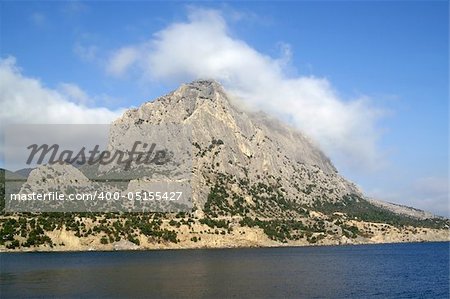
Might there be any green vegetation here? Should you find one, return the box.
[239,217,324,243]
[199,217,229,229]
[314,195,449,229]
[194,138,224,158]
[340,224,360,238]
[204,174,308,219]
[0,212,179,249]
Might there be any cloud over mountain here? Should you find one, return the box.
[107,7,384,171]
[0,56,124,126]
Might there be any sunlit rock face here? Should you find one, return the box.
[114,79,360,211]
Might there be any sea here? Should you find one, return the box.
[1,242,448,298]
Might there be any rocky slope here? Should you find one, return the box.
[0,80,448,251]
[114,80,358,208]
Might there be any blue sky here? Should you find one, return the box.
[1,1,448,216]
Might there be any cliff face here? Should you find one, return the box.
[1,80,448,252]
[113,80,360,210]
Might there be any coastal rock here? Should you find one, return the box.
[1,80,448,252]
[112,240,139,250]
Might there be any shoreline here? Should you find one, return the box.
[1,239,449,254]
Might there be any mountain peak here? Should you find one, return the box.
[175,79,226,103]
[188,79,223,87]
[116,80,348,195]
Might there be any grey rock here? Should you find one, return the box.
[113,80,362,209]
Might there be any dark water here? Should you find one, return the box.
[1,242,449,298]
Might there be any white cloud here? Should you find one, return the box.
[57,83,89,105]
[106,47,140,76]
[0,56,125,125]
[106,7,384,171]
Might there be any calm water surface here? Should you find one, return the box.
[1,242,449,298]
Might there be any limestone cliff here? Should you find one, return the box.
[1,80,448,251]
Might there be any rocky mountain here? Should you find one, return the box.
[0,80,448,251]
[114,80,358,210]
